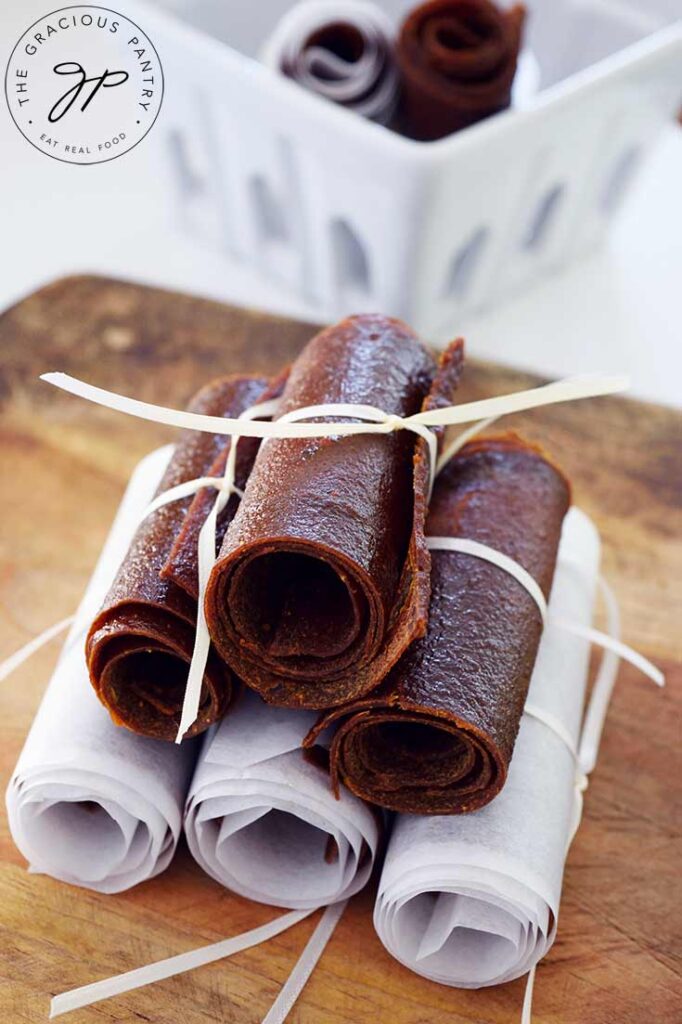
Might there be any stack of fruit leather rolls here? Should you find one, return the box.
[205,314,464,709]
[86,374,274,740]
[6,448,197,893]
[305,435,570,813]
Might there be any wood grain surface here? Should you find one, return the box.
[0,275,680,1024]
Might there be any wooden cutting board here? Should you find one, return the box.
[1,276,680,1024]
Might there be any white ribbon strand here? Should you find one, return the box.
[49,907,314,1018]
[142,476,245,518]
[49,900,347,1021]
[426,537,548,623]
[436,414,500,474]
[417,375,628,429]
[0,616,74,683]
[261,901,348,1024]
[41,372,628,441]
[524,702,579,763]
[555,617,664,690]
[174,399,279,742]
[521,964,536,1024]
[426,536,663,688]
[175,502,219,742]
[40,369,629,738]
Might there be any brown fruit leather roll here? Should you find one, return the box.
[86,375,268,740]
[396,0,526,141]
[305,434,570,814]
[205,315,463,709]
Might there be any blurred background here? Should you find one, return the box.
[1,0,681,405]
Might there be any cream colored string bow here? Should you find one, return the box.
[41,370,627,741]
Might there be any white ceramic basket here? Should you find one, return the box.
[140,0,681,338]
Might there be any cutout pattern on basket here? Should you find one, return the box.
[599,145,642,215]
[331,218,371,296]
[522,183,565,250]
[441,226,490,300]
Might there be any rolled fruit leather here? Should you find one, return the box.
[261,0,400,126]
[305,433,570,814]
[86,374,275,741]
[205,314,465,709]
[396,0,526,141]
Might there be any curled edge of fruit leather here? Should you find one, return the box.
[304,432,571,814]
[85,374,271,741]
[204,317,464,710]
[162,367,290,600]
[396,0,526,140]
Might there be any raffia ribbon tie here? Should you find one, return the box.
[41,371,629,505]
[168,398,280,742]
[0,616,75,683]
[39,370,630,739]
[48,900,347,1020]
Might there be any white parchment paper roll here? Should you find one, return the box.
[185,690,380,908]
[6,446,197,894]
[261,0,399,125]
[374,507,600,986]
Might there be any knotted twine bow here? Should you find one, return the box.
[41,370,628,741]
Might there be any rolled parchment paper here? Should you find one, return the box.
[306,435,570,813]
[374,507,600,985]
[205,315,462,710]
[396,0,526,140]
[261,0,399,125]
[6,448,197,893]
[184,690,380,908]
[86,376,269,740]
